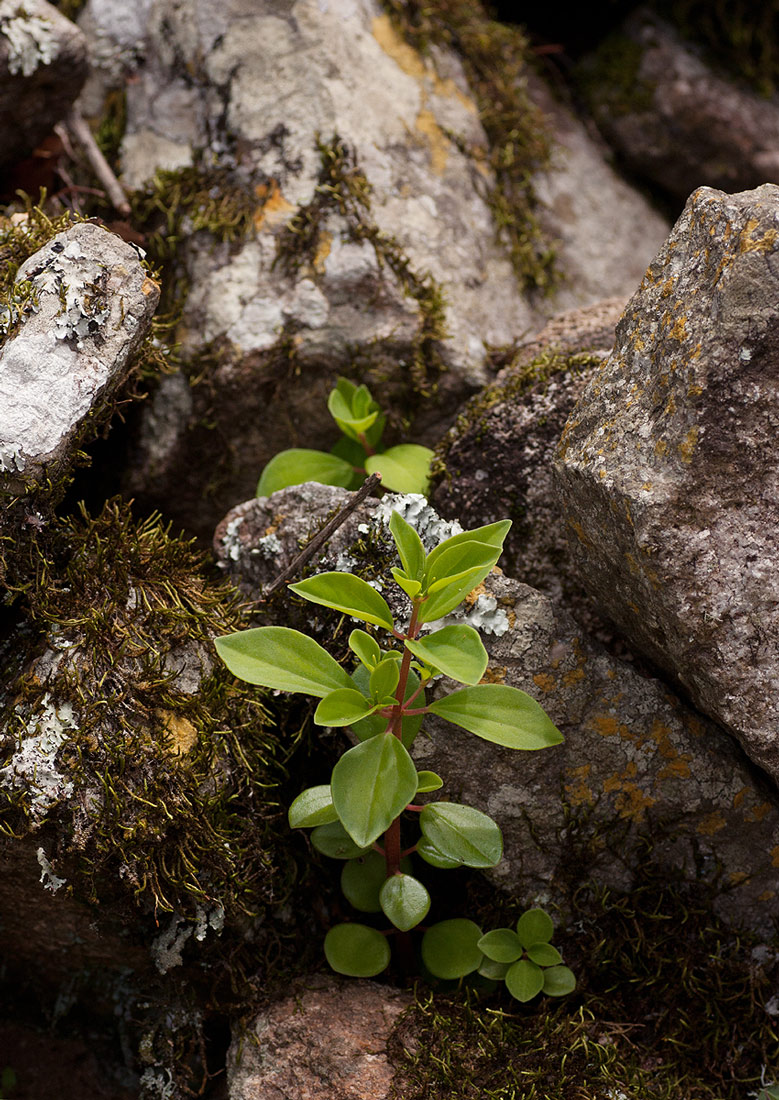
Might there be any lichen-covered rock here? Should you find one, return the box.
[228,975,410,1100]
[554,184,779,786]
[214,486,779,934]
[578,9,779,202]
[71,0,669,536]
[0,220,159,585]
[431,299,623,615]
[0,0,88,167]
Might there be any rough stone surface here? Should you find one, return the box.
[0,0,88,167]
[431,299,624,617]
[579,9,779,202]
[0,221,159,487]
[227,975,410,1100]
[70,0,669,536]
[529,73,669,310]
[555,184,779,786]
[214,486,779,934]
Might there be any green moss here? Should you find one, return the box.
[95,87,128,169]
[49,0,87,19]
[380,0,556,293]
[576,31,656,117]
[0,500,298,920]
[388,860,779,1099]
[274,135,448,398]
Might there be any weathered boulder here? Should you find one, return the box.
[578,9,779,202]
[70,0,668,536]
[431,299,623,617]
[555,184,779,786]
[215,486,779,934]
[0,220,159,585]
[228,975,410,1100]
[0,0,88,167]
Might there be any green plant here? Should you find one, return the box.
[256,377,434,497]
[0,1067,17,1099]
[215,508,574,998]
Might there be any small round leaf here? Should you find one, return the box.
[527,942,562,967]
[421,919,483,980]
[416,771,443,794]
[416,838,460,869]
[311,820,370,860]
[505,959,544,1002]
[478,956,511,981]
[516,908,554,948]
[542,965,576,997]
[477,928,523,964]
[324,923,391,977]
[419,802,503,868]
[288,785,339,829]
[340,851,386,912]
[379,873,430,932]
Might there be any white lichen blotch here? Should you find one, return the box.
[0,693,76,821]
[0,4,56,76]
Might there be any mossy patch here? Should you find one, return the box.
[274,134,448,398]
[576,30,656,116]
[388,858,779,1099]
[0,499,298,921]
[380,0,556,293]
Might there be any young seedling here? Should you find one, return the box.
[256,377,433,496]
[215,508,574,998]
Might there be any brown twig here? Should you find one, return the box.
[66,109,131,217]
[261,473,381,599]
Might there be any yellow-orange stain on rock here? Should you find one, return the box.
[254,179,295,231]
[669,315,687,341]
[728,871,749,885]
[372,14,426,79]
[733,787,749,810]
[415,109,449,176]
[747,801,771,823]
[565,764,593,807]
[312,230,333,273]
[680,426,698,463]
[772,846,779,868]
[157,709,198,756]
[481,666,507,684]
[655,438,668,457]
[141,276,159,298]
[739,218,779,253]
[758,889,776,901]
[696,812,726,836]
[533,672,556,693]
[604,763,656,820]
[562,667,585,687]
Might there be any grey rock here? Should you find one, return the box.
[0,221,159,487]
[431,299,624,620]
[554,184,779,785]
[0,0,88,166]
[578,9,779,202]
[228,975,410,1100]
[214,486,779,934]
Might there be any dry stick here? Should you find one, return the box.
[66,110,131,218]
[261,473,381,600]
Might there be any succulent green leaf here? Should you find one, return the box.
[365,444,434,494]
[416,838,460,868]
[340,851,386,912]
[328,386,379,437]
[314,688,378,727]
[425,520,512,571]
[288,785,339,829]
[310,820,371,859]
[477,928,523,964]
[324,923,390,977]
[214,627,352,697]
[288,572,394,630]
[478,956,511,981]
[349,629,381,669]
[421,919,484,980]
[516,908,555,948]
[330,433,368,468]
[257,448,354,496]
[379,873,430,931]
[389,510,425,579]
[416,770,443,794]
[425,540,499,592]
[405,624,488,685]
[419,802,502,868]
[391,568,423,599]
[417,566,494,624]
[331,733,418,848]
[505,958,544,1002]
[527,942,563,967]
[350,667,424,748]
[542,965,577,997]
[370,657,400,701]
[428,685,564,750]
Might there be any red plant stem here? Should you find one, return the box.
[357,432,376,457]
